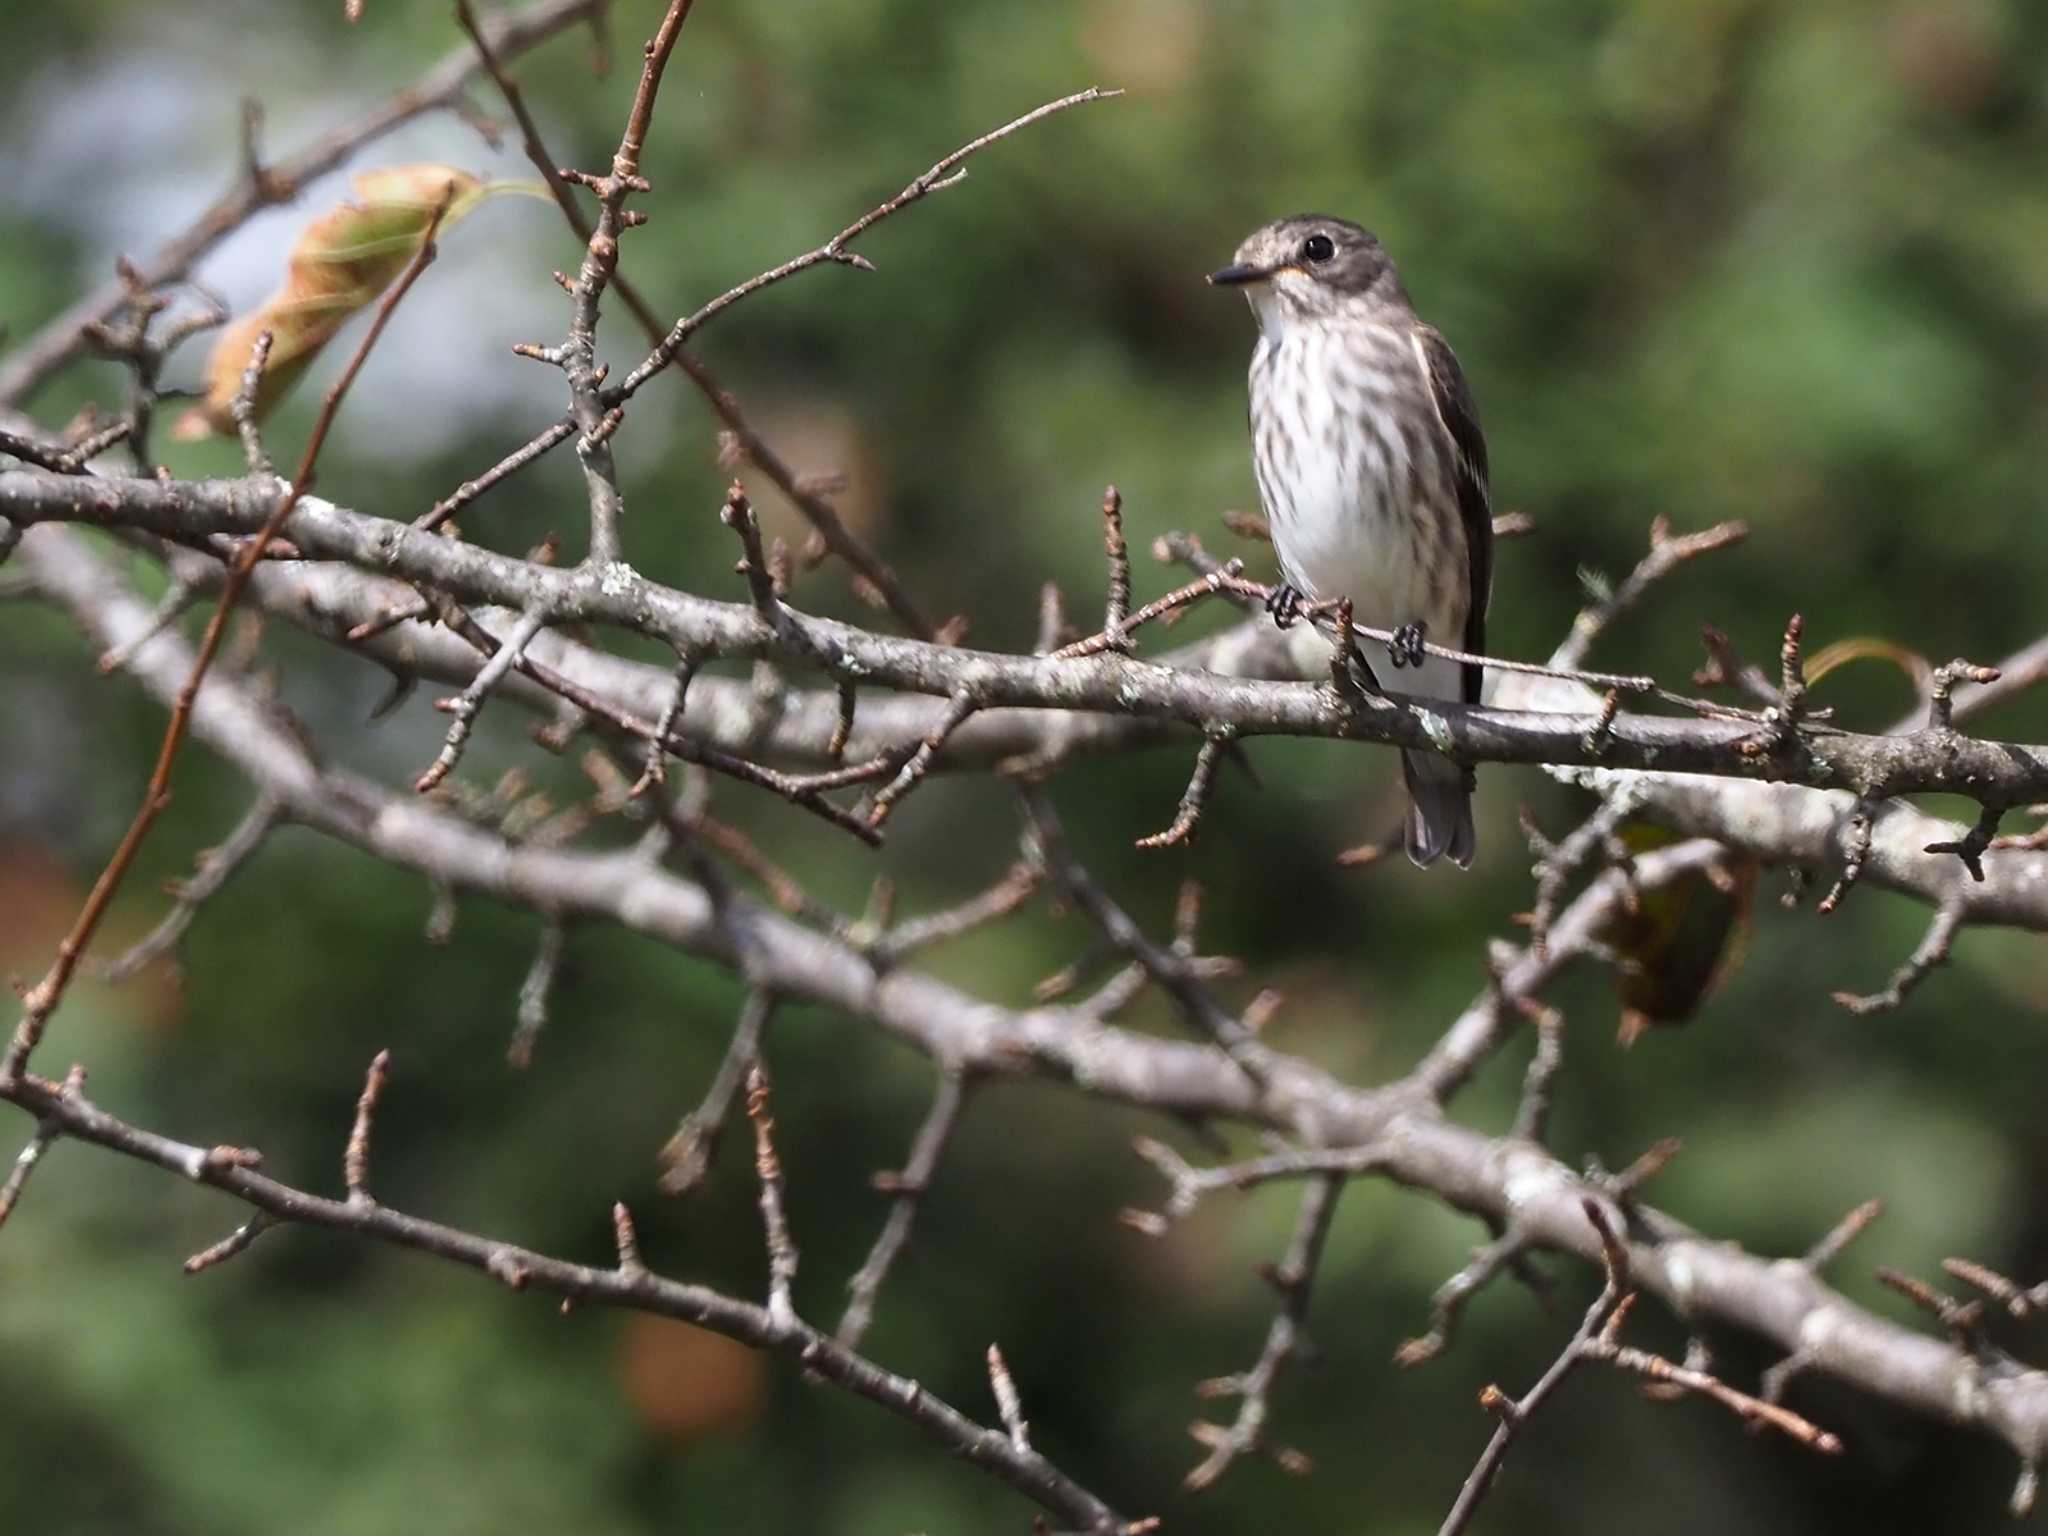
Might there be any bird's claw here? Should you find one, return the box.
[1266,582,1305,630]
[1390,620,1427,670]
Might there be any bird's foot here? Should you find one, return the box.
[1265,582,1305,630]
[1390,620,1428,670]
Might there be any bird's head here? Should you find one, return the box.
[1208,215,1405,332]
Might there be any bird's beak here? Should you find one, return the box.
[1207,261,1275,287]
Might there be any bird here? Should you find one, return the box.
[1210,215,1493,867]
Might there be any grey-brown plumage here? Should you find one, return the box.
[1211,215,1492,867]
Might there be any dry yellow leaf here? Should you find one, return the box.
[174,164,516,442]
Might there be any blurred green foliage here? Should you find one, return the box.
[4,1,2048,1532]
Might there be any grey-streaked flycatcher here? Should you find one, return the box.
[1212,215,1493,868]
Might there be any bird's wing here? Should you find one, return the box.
[1410,326,1493,705]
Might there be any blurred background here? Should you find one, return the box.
[5,0,2048,1531]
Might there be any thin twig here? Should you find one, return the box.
[1832,902,1962,1015]
[417,607,549,792]
[837,1067,971,1347]
[987,1344,1033,1453]
[0,1064,81,1228]
[94,574,200,675]
[508,917,567,1067]
[1437,1199,1838,1536]
[1023,788,1268,1083]
[1136,732,1231,850]
[1927,657,2005,732]
[1052,562,1247,660]
[344,1049,392,1204]
[609,88,1123,406]
[229,328,275,475]
[416,418,577,533]
[1806,1199,1886,1273]
[867,689,978,828]
[1594,1137,1685,1208]
[435,602,882,844]
[870,861,1041,964]
[1184,1174,1341,1491]
[94,795,281,981]
[1943,1258,2048,1320]
[658,990,776,1196]
[1516,798,1638,962]
[1553,517,1750,672]
[1099,485,1131,641]
[1128,1137,1385,1223]
[1436,1206,1625,1536]
[1508,1003,1565,1145]
[746,1063,800,1329]
[183,1212,274,1274]
[1925,801,2005,883]
[612,1200,646,1276]
[1398,1226,1535,1370]
[1817,798,1877,915]
[632,651,700,795]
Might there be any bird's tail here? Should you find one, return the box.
[1401,750,1475,869]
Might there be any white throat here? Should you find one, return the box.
[1244,285,1293,341]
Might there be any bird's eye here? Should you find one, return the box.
[1301,233,1336,264]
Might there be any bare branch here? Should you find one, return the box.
[1927,657,2005,732]
[19,472,2048,1508]
[0,1066,1128,1532]
[24,479,2038,827]
[541,86,1118,634]
[1051,561,1248,660]
[1414,839,1731,1103]
[1925,801,2005,883]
